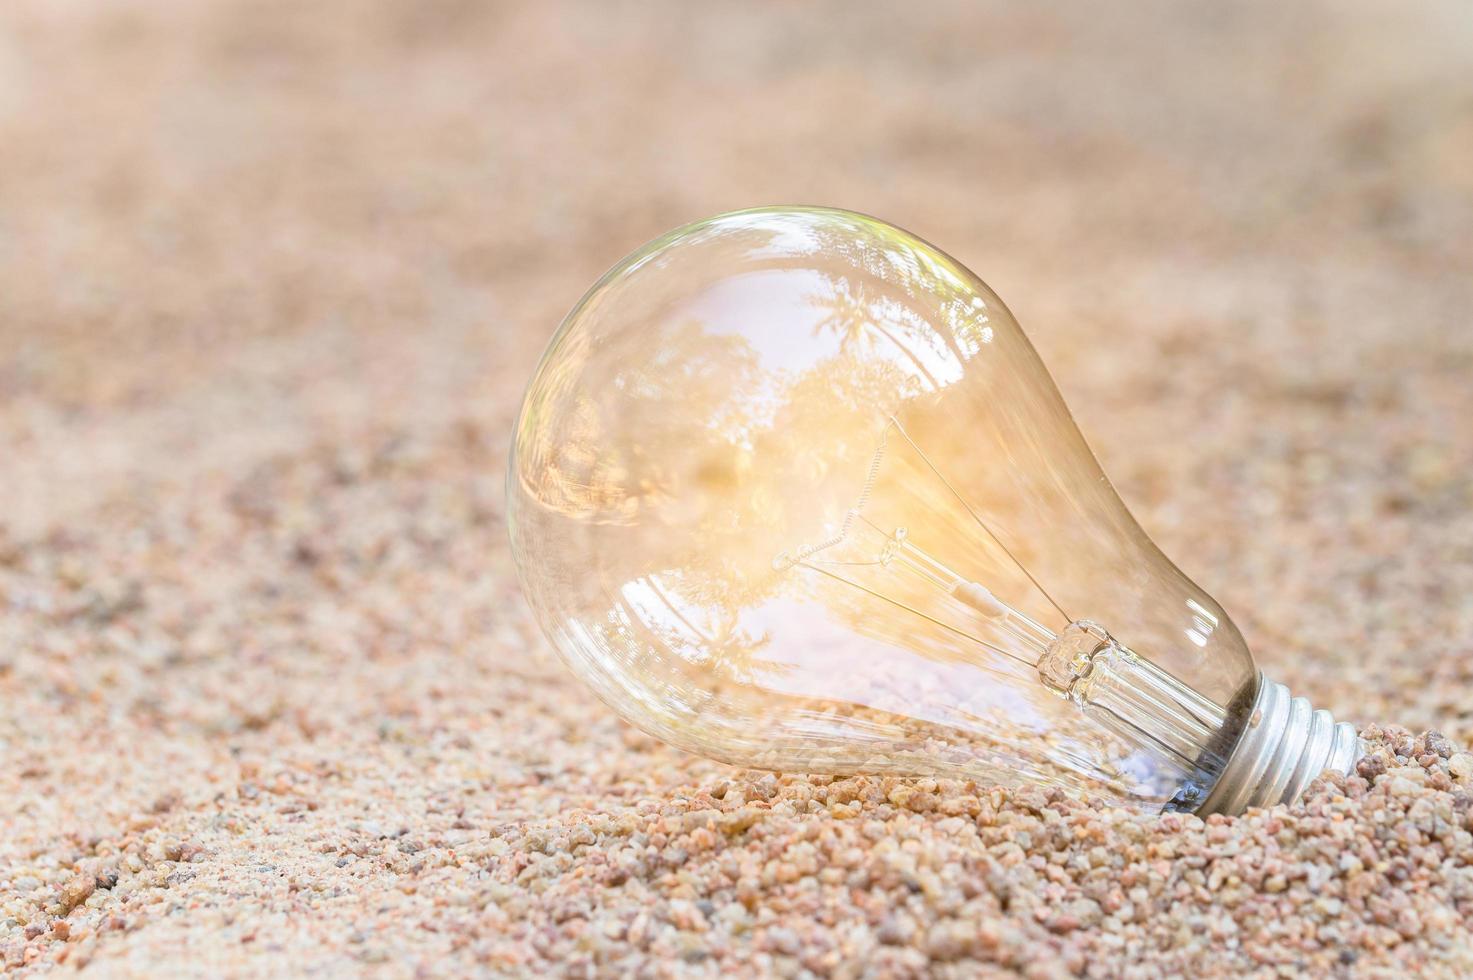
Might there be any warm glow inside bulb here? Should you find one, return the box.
[509,207,1272,813]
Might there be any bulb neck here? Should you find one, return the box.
[1040,622,1239,809]
[1194,673,1363,816]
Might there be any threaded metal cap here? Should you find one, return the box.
[1195,673,1363,816]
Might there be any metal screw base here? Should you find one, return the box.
[1195,673,1363,816]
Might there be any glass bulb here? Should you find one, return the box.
[508,206,1360,815]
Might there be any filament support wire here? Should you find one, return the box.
[777,416,1070,626]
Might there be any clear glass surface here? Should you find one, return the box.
[508,207,1256,812]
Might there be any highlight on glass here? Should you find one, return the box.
[508,206,1360,816]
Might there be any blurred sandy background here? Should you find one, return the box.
[2,1,1472,976]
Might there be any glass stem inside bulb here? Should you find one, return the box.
[1037,621,1231,809]
[882,533,1233,807]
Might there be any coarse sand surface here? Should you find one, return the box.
[3,1,1473,976]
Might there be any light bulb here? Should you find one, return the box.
[508,206,1361,815]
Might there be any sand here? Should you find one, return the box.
[2,0,1472,975]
